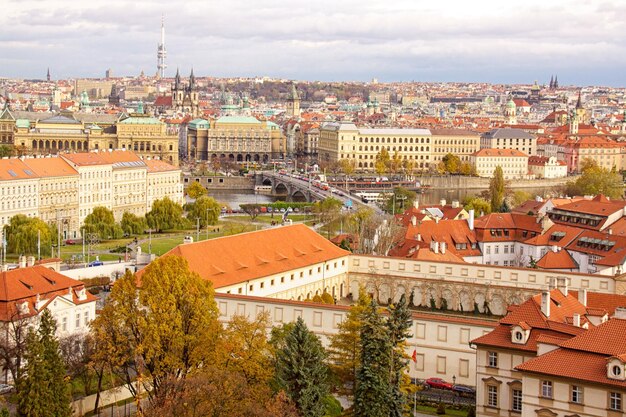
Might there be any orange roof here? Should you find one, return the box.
[62,150,143,166]
[144,158,179,173]
[139,224,350,288]
[472,148,528,157]
[0,159,38,181]
[551,194,626,218]
[22,157,78,178]
[536,249,578,270]
[0,265,96,321]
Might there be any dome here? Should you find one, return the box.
[506,98,516,109]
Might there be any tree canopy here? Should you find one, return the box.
[186,195,222,228]
[489,166,506,213]
[384,187,416,215]
[82,206,123,240]
[146,197,186,232]
[120,212,147,236]
[565,158,624,199]
[4,215,55,256]
[186,181,208,199]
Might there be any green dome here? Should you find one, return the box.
[506,99,516,109]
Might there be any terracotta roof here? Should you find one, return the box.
[472,148,528,157]
[516,347,626,389]
[536,249,578,270]
[559,318,626,356]
[511,200,545,215]
[22,157,78,178]
[0,159,38,181]
[144,158,179,173]
[569,291,626,317]
[551,194,626,218]
[62,150,143,166]
[138,224,350,288]
[0,266,96,321]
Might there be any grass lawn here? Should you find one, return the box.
[414,404,468,417]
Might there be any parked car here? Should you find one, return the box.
[65,239,78,245]
[0,384,14,394]
[425,377,454,390]
[88,257,104,267]
[452,385,476,396]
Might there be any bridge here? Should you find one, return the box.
[257,172,384,214]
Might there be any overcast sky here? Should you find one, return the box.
[1,0,625,86]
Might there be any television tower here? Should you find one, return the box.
[157,16,167,78]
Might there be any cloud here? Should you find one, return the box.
[0,0,625,85]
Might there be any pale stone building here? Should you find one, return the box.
[431,128,481,167]
[471,148,529,179]
[0,158,39,229]
[480,128,537,156]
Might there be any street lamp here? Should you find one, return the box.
[452,375,456,385]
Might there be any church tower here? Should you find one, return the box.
[172,68,184,110]
[286,83,301,118]
[186,69,199,116]
[575,91,587,124]
[504,97,517,124]
[569,108,579,135]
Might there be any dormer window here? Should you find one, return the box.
[607,358,625,381]
[511,324,530,344]
[514,330,524,342]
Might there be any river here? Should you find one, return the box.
[208,190,278,210]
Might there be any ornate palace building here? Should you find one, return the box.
[0,107,179,165]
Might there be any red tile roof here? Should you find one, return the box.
[138,224,350,288]
[536,249,578,270]
[472,148,528,157]
[144,158,179,173]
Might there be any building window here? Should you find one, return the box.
[488,385,498,407]
[541,380,553,399]
[62,317,67,332]
[75,313,81,328]
[571,385,582,404]
[610,392,622,411]
[488,351,498,368]
[512,389,522,412]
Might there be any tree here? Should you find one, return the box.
[241,203,262,220]
[390,151,403,174]
[489,166,506,213]
[462,196,491,215]
[0,145,14,158]
[82,206,123,240]
[354,301,392,417]
[387,295,413,417]
[312,197,343,225]
[90,256,220,404]
[187,195,222,228]
[120,211,147,236]
[441,153,461,174]
[384,187,416,215]
[275,317,329,417]
[339,159,356,178]
[17,310,72,417]
[4,215,55,257]
[60,334,95,397]
[375,149,390,175]
[459,162,475,176]
[186,181,207,199]
[328,287,371,404]
[565,158,624,199]
[146,196,186,232]
[0,311,31,391]
[510,190,532,208]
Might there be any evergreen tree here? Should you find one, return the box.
[355,300,392,417]
[387,294,413,417]
[489,166,505,213]
[17,310,72,417]
[328,287,371,404]
[276,317,329,417]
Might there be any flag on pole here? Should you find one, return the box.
[411,349,417,363]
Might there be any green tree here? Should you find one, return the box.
[0,145,13,158]
[390,151,403,174]
[275,317,329,417]
[510,190,532,208]
[4,215,54,256]
[489,166,505,213]
[90,256,220,404]
[339,159,356,177]
[241,203,261,220]
[462,196,491,215]
[312,197,343,224]
[186,181,207,199]
[82,206,123,240]
[441,153,461,173]
[328,287,371,404]
[459,162,475,176]
[565,158,624,199]
[146,196,186,232]
[187,195,222,228]
[384,187,416,215]
[355,300,392,417]
[387,294,413,417]
[120,212,147,236]
[375,149,390,175]
[17,310,72,417]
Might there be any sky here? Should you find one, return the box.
[1,0,625,86]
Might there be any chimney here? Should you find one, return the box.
[552,245,559,253]
[578,289,587,306]
[19,256,26,269]
[614,307,626,319]
[440,199,446,207]
[452,200,460,208]
[468,209,475,231]
[573,313,581,327]
[417,233,422,242]
[27,256,35,267]
[411,216,417,226]
[68,286,73,299]
[441,242,446,254]
[435,217,440,224]
[608,228,613,235]
[413,199,419,209]
[431,241,439,254]
[557,277,569,296]
[541,291,551,317]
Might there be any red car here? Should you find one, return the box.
[425,377,454,390]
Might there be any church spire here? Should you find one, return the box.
[46,68,51,82]
[576,90,583,109]
[174,68,181,90]
[549,75,554,89]
[554,75,558,88]
[189,68,196,91]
